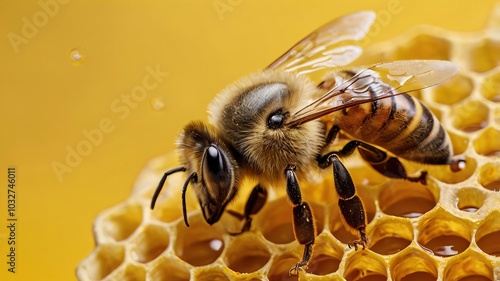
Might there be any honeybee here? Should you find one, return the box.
[150,11,464,274]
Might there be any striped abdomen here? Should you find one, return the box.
[333,93,454,165]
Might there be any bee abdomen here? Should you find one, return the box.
[338,94,453,165]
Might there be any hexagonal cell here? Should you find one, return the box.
[344,250,388,281]
[448,130,470,156]
[76,243,125,281]
[431,73,474,105]
[305,233,344,275]
[100,203,143,242]
[481,71,500,102]
[224,233,271,273]
[428,155,476,184]
[130,224,170,263]
[267,253,301,281]
[174,214,225,266]
[392,34,452,61]
[468,39,500,73]
[390,249,439,281]
[455,187,486,213]
[149,256,190,281]
[475,212,500,256]
[256,197,324,245]
[451,100,489,132]
[368,216,414,255]
[378,180,438,218]
[443,251,494,281]
[478,162,500,191]
[473,127,500,157]
[106,263,146,281]
[417,209,472,257]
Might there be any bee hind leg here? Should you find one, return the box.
[227,184,267,235]
[285,165,316,275]
[319,138,427,185]
[356,142,428,185]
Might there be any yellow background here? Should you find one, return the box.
[0,0,498,280]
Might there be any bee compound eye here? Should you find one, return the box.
[205,145,225,176]
[203,144,233,188]
[267,110,286,130]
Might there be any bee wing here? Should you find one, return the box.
[267,11,376,74]
[285,60,460,126]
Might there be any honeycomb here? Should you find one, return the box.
[77,7,500,281]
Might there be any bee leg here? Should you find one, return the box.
[319,154,368,249]
[324,125,340,148]
[227,184,267,235]
[285,165,316,275]
[355,142,427,184]
[319,140,427,185]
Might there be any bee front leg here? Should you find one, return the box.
[285,165,316,276]
[319,154,368,250]
[227,184,267,235]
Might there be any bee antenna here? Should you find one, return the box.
[150,167,187,210]
[182,172,198,227]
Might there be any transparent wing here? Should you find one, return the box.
[285,60,460,126]
[267,11,376,75]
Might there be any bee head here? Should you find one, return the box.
[198,144,236,224]
[176,121,240,226]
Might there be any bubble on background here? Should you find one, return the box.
[69,48,85,65]
[77,6,500,281]
[150,97,166,111]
